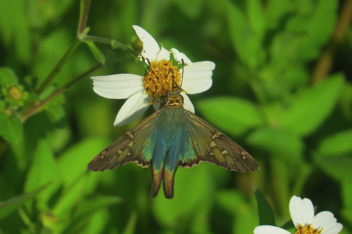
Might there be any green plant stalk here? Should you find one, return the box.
[84,35,139,57]
[271,157,290,219]
[22,64,103,122]
[292,164,311,196]
[36,38,82,95]
[78,0,92,35]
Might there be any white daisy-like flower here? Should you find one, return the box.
[254,196,343,234]
[91,25,215,126]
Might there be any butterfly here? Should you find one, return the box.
[87,84,259,199]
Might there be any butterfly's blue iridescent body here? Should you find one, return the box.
[88,89,259,198]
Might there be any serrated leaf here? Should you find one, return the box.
[85,40,105,64]
[254,188,275,225]
[0,114,23,145]
[281,74,344,136]
[247,127,304,163]
[0,183,50,219]
[197,97,263,136]
[317,129,352,156]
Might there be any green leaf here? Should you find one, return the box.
[254,188,275,225]
[281,74,344,136]
[300,0,337,61]
[265,0,292,29]
[225,1,261,68]
[0,1,31,63]
[85,40,105,64]
[0,114,23,145]
[247,127,304,164]
[340,83,352,120]
[317,129,352,156]
[0,183,50,219]
[62,196,121,234]
[73,196,121,220]
[44,99,66,128]
[314,153,352,182]
[314,128,352,182]
[122,211,138,234]
[174,0,202,18]
[24,139,62,208]
[0,67,18,85]
[58,137,110,189]
[247,0,266,42]
[197,97,263,136]
[342,180,352,207]
[217,190,258,234]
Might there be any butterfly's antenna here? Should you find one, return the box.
[180,58,185,89]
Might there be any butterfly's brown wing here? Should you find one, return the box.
[87,110,161,171]
[182,110,259,172]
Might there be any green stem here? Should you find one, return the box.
[292,163,312,196]
[36,38,82,95]
[271,157,290,218]
[84,35,139,57]
[22,64,103,122]
[78,0,92,35]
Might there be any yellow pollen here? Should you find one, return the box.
[143,59,182,100]
[295,224,323,234]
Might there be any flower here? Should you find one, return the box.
[91,25,216,126]
[254,196,343,234]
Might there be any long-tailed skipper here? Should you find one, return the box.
[87,78,259,199]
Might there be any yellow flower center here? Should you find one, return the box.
[143,59,182,100]
[8,85,23,101]
[295,224,323,234]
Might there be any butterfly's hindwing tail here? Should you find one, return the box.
[150,132,167,198]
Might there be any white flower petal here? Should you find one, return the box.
[156,46,170,61]
[114,90,151,126]
[322,223,343,234]
[92,74,143,99]
[171,48,192,65]
[182,93,195,113]
[254,225,290,234]
[313,211,343,234]
[132,25,160,62]
[289,196,314,227]
[181,61,215,94]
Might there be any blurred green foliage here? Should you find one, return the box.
[0,0,352,233]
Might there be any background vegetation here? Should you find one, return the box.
[1,0,352,233]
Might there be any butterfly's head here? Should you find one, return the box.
[164,88,184,108]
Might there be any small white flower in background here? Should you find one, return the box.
[254,196,343,234]
[91,25,215,126]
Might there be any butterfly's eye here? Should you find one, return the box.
[164,96,169,104]
[180,95,184,103]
